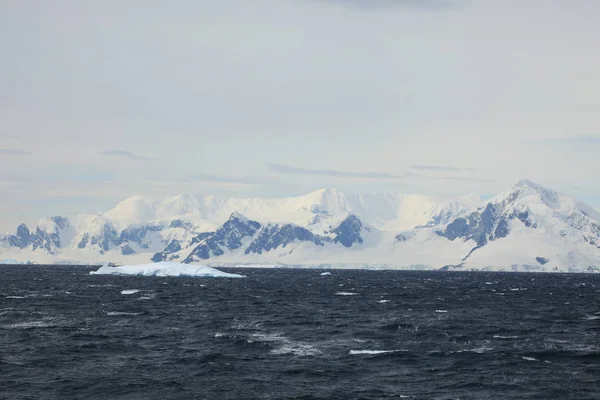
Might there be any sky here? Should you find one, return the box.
[1,0,600,232]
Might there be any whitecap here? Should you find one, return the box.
[336,292,358,296]
[522,356,537,361]
[435,310,448,313]
[320,272,331,276]
[248,332,321,356]
[493,335,519,339]
[4,320,58,329]
[121,289,140,295]
[106,312,141,316]
[270,344,321,356]
[349,350,405,355]
[455,346,493,354]
[378,300,390,303]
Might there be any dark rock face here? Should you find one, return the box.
[78,233,90,249]
[332,215,364,248]
[91,225,119,253]
[151,240,183,262]
[31,227,61,254]
[51,216,68,230]
[120,243,135,255]
[183,214,261,262]
[189,232,214,246]
[118,225,162,249]
[536,257,549,265]
[7,224,31,248]
[394,232,413,243]
[441,218,469,241]
[245,225,329,255]
[160,215,369,262]
[438,203,523,247]
[509,210,537,228]
[169,220,192,230]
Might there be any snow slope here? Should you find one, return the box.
[102,189,480,231]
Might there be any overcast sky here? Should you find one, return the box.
[1,0,599,231]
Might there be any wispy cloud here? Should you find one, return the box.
[404,170,491,182]
[410,164,464,172]
[428,175,493,183]
[266,162,404,180]
[0,149,32,156]
[563,136,600,144]
[185,174,279,185]
[100,149,151,161]
[536,136,600,145]
[311,0,462,10]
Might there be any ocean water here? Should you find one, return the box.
[1,265,599,400]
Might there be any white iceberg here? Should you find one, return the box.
[90,262,245,278]
[320,272,332,276]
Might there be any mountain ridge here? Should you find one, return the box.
[1,181,599,272]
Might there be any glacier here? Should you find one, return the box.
[1,180,600,272]
[90,262,246,278]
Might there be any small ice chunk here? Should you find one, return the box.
[320,272,332,276]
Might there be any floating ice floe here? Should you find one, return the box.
[90,262,245,278]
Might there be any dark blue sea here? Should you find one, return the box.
[1,265,599,399]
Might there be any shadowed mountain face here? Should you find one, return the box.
[164,215,365,263]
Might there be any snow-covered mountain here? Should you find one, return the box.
[1,181,599,272]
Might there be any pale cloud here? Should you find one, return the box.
[99,149,150,161]
[266,163,405,180]
[410,165,463,172]
[313,0,462,10]
[185,173,282,186]
[1,0,600,230]
[0,149,31,156]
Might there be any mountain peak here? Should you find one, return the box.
[514,179,547,191]
[229,211,249,222]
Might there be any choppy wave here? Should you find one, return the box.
[0,264,599,399]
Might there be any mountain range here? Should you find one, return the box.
[1,180,599,272]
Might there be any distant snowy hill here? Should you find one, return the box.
[1,181,599,272]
